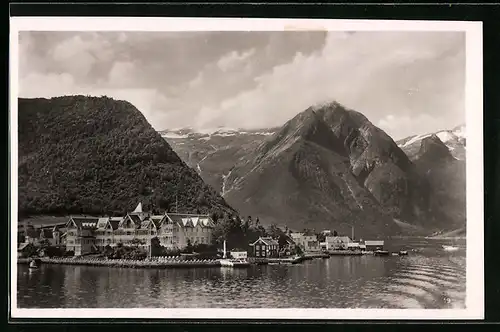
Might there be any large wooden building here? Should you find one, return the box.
[64,203,215,256]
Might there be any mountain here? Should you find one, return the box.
[397,124,466,161]
[220,101,434,237]
[411,135,466,232]
[161,127,278,195]
[18,96,235,220]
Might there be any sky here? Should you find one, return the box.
[18,30,465,140]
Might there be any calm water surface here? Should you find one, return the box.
[17,238,466,308]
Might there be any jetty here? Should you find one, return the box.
[18,256,221,269]
[328,250,364,256]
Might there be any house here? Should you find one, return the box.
[65,216,100,256]
[230,249,248,259]
[21,224,63,247]
[290,233,320,252]
[325,236,352,250]
[364,240,384,251]
[250,237,279,258]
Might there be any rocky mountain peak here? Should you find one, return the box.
[417,134,454,162]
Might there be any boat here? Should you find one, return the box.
[391,252,399,256]
[398,250,408,256]
[373,250,390,256]
[29,258,41,269]
[442,245,459,252]
[219,259,251,267]
[219,240,250,268]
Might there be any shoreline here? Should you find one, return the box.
[18,257,222,269]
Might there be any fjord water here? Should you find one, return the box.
[17,238,466,309]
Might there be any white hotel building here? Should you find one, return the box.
[65,203,215,256]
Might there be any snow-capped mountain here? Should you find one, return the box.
[160,127,276,140]
[397,124,466,161]
[159,127,279,194]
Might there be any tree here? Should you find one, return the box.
[130,238,144,247]
[183,239,194,254]
[317,232,326,242]
[150,237,163,256]
[39,239,51,248]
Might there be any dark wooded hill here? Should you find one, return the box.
[18,96,235,220]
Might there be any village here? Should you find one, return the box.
[17,201,403,269]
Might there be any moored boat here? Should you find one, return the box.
[220,258,250,267]
[398,250,408,256]
[373,250,390,256]
[442,245,459,252]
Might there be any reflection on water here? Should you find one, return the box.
[17,238,466,308]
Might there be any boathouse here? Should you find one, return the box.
[364,240,384,251]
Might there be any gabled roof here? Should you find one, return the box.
[18,243,30,251]
[68,216,99,229]
[250,237,279,246]
[119,214,141,228]
[96,218,110,229]
[109,220,120,230]
[326,236,351,243]
[128,214,142,225]
[166,213,215,228]
[150,215,165,229]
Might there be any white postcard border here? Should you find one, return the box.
[9,17,484,320]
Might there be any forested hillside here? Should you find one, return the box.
[18,96,235,219]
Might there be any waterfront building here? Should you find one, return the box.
[64,202,215,256]
[230,250,248,259]
[250,237,279,258]
[325,236,352,250]
[364,240,385,251]
[22,225,63,247]
[290,232,320,252]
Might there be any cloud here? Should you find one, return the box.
[18,31,464,137]
[217,48,255,72]
[191,31,465,136]
[377,113,440,140]
[107,61,137,87]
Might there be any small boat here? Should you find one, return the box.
[220,259,250,267]
[442,245,459,252]
[391,252,399,256]
[374,250,390,256]
[29,258,41,269]
[398,250,408,256]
